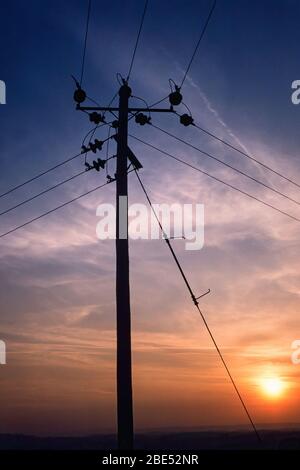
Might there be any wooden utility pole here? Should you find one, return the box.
[115,83,133,449]
[76,81,173,449]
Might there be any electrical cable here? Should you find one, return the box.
[0,168,135,239]
[186,117,300,190]
[180,0,217,88]
[134,169,262,444]
[0,170,87,217]
[126,0,149,81]
[0,180,111,239]
[0,152,83,199]
[150,123,300,207]
[80,0,92,86]
[129,134,300,224]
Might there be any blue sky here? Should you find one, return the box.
[1,0,300,171]
[1,0,300,222]
[1,0,300,151]
[0,0,300,436]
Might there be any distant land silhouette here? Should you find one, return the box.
[1,427,300,450]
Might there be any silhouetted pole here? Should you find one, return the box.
[75,81,173,450]
[116,83,133,450]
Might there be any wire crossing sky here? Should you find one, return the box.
[0,0,299,438]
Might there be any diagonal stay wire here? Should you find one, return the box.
[150,123,300,207]
[126,0,149,81]
[134,169,262,444]
[180,0,217,88]
[129,135,300,224]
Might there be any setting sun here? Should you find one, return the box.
[261,377,285,398]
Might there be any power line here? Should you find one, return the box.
[129,134,300,224]
[0,151,82,200]
[0,168,136,239]
[0,134,114,201]
[82,122,107,147]
[84,91,119,124]
[85,93,119,146]
[80,0,92,86]
[126,0,149,81]
[0,179,112,239]
[150,123,300,207]
[0,170,87,217]
[104,91,119,119]
[149,95,169,108]
[180,0,217,88]
[184,116,300,190]
[134,169,261,444]
[145,1,217,109]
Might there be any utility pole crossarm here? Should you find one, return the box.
[77,105,175,113]
[73,78,181,451]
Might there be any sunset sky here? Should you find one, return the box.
[0,0,300,436]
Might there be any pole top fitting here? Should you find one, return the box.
[119,83,132,99]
